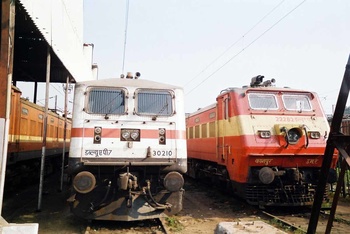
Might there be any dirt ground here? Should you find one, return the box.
[2,176,86,234]
[3,176,350,234]
[161,179,264,234]
[2,177,264,234]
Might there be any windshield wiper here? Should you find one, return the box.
[152,103,169,121]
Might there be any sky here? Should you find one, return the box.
[17,0,350,115]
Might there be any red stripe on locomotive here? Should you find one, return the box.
[71,127,186,139]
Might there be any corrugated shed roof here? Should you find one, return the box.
[19,0,94,82]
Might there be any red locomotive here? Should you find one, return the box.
[186,76,337,207]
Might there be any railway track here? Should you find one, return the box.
[261,210,307,233]
[260,206,350,234]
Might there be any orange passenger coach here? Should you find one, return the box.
[6,86,71,180]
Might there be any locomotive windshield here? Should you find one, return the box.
[248,93,278,110]
[136,89,173,116]
[282,94,312,111]
[87,87,125,114]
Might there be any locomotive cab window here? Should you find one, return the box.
[248,93,278,110]
[282,94,312,111]
[136,89,173,116]
[86,87,126,114]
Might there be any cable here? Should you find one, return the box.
[51,83,65,97]
[185,0,307,96]
[121,0,130,74]
[184,0,287,88]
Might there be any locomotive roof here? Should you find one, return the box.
[222,86,318,102]
[188,85,317,117]
[76,78,182,90]
[187,103,216,117]
[222,85,315,93]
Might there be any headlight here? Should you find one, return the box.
[309,131,321,139]
[121,130,130,140]
[94,135,101,142]
[159,128,166,145]
[121,129,140,141]
[130,131,139,140]
[94,126,102,144]
[287,128,302,143]
[258,130,271,138]
[159,128,166,135]
[94,127,102,134]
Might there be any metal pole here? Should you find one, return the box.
[325,158,348,234]
[0,75,12,216]
[0,0,15,216]
[55,95,57,112]
[34,82,38,104]
[60,76,69,191]
[308,54,350,233]
[37,45,51,211]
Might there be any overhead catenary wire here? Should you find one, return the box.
[185,0,307,96]
[51,83,65,97]
[184,0,287,88]
[34,83,73,114]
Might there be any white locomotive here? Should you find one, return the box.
[67,73,187,221]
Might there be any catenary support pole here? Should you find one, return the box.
[60,76,69,191]
[37,45,51,211]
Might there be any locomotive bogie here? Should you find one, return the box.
[69,182,184,221]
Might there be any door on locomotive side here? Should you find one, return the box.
[216,92,232,165]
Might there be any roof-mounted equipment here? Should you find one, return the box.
[120,72,141,79]
[250,75,276,87]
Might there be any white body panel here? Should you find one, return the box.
[69,78,187,164]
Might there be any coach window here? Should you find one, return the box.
[282,94,312,112]
[136,89,173,116]
[209,122,215,137]
[248,93,278,110]
[22,108,28,115]
[86,87,126,114]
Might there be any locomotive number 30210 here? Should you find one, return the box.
[153,150,173,157]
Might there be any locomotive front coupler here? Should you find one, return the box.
[126,191,133,208]
[142,180,171,210]
[89,180,112,212]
